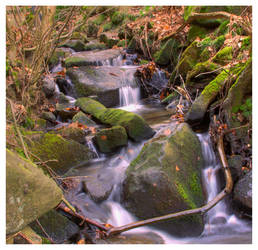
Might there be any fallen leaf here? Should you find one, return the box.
[175,165,180,171]
[77,239,85,244]
[100,135,107,140]
[164,128,171,136]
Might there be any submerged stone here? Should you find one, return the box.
[6,149,63,234]
[72,111,96,126]
[122,123,204,237]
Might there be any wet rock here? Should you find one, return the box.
[42,76,56,98]
[25,131,96,175]
[9,226,42,244]
[123,123,205,237]
[6,149,63,234]
[233,170,252,209]
[55,102,78,121]
[53,126,87,144]
[30,209,79,243]
[228,155,243,183]
[93,126,128,153]
[72,111,96,126]
[75,98,155,142]
[67,65,133,107]
[58,92,70,104]
[40,111,56,123]
[61,39,86,52]
[65,49,121,67]
[82,179,113,203]
[96,232,164,244]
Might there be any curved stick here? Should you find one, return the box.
[105,131,233,237]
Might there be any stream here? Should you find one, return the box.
[53,49,251,244]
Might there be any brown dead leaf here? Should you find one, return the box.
[100,135,107,140]
[175,165,180,171]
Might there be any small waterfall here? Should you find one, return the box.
[197,133,251,236]
[87,139,100,158]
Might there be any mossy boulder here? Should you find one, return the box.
[40,112,56,123]
[6,149,63,235]
[122,123,204,237]
[233,171,252,210]
[25,132,96,175]
[93,125,128,153]
[84,42,107,51]
[86,21,98,38]
[169,41,203,84]
[48,49,66,70]
[186,63,245,124]
[75,98,155,141]
[185,61,221,89]
[65,49,121,67]
[30,209,79,243]
[212,46,233,65]
[53,126,86,144]
[61,40,86,52]
[186,70,230,124]
[72,111,96,126]
[154,38,180,66]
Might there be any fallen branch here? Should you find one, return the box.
[104,130,233,237]
[56,202,110,232]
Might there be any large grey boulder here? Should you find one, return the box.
[233,171,252,209]
[122,123,205,237]
[6,149,63,235]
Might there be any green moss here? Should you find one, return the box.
[161,92,179,104]
[65,57,85,68]
[199,47,211,62]
[117,40,126,47]
[93,14,105,25]
[202,70,229,101]
[183,6,197,21]
[212,46,233,65]
[213,35,225,51]
[175,181,196,208]
[84,43,106,51]
[48,50,65,69]
[103,22,113,32]
[93,125,128,153]
[75,97,107,119]
[188,25,209,43]
[215,20,230,35]
[111,11,124,25]
[240,36,251,51]
[154,38,180,66]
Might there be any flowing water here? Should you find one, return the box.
[55,49,251,243]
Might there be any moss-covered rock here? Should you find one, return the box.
[75,98,155,141]
[213,35,226,51]
[48,49,66,70]
[84,42,107,51]
[154,38,180,66]
[169,41,203,84]
[93,125,128,153]
[75,97,107,118]
[30,209,79,243]
[186,63,245,124]
[122,123,204,237]
[61,40,86,52]
[86,21,98,38]
[185,61,221,88]
[40,112,56,123]
[25,132,96,175]
[186,69,230,123]
[65,49,121,67]
[53,126,86,144]
[72,111,96,126]
[212,46,233,65]
[215,20,230,36]
[187,25,210,43]
[6,149,63,234]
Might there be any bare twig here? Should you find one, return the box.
[35,219,55,244]
[195,67,224,79]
